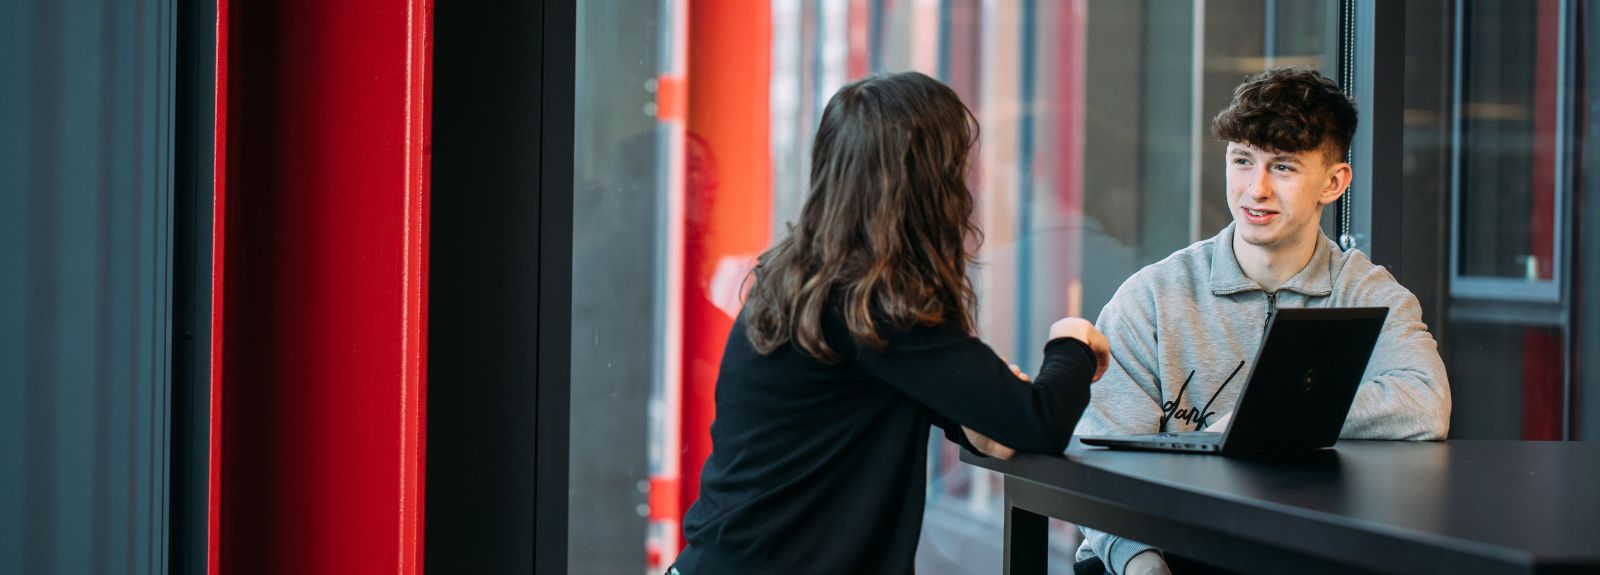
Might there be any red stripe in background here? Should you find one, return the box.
[848,0,869,79]
[1054,0,1086,318]
[399,0,432,571]
[1524,0,1561,440]
[1532,0,1557,281]
[1523,330,1563,440]
[206,1,228,573]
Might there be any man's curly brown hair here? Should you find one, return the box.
[1212,67,1357,166]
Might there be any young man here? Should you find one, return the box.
[1072,68,1452,575]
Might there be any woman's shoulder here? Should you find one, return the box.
[817,299,973,358]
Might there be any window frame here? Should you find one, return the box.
[1447,0,1571,304]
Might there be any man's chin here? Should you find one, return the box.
[1233,224,1280,247]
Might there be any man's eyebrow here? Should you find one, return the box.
[1227,148,1303,163]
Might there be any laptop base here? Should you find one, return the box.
[1080,432,1223,453]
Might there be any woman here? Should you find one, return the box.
[670,71,1110,574]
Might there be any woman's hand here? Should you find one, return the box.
[1049,317,1111,382]
[962,426,1016,460]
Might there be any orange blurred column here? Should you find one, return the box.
[678,0,773,546]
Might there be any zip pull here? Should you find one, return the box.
[1263,291,1278,332]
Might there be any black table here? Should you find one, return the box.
[961,440,1600,574]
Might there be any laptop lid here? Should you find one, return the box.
[1216,307,1388,454]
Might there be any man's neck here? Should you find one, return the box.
[1232,227,1318,293]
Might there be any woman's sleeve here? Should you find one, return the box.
[928,412,984,456]
[855,321,1097,454]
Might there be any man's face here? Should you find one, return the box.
[1224,142,1350,251]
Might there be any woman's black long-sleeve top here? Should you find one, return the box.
[672,307,1096,574]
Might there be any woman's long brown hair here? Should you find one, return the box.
[744,72,981,363]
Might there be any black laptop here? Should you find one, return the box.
[1079,307,1388,455]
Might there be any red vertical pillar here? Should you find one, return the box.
[209,0,432,572]
[680,0,773,544]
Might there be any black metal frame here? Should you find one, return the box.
[172,0,216,571]
[1338,0,1408,273]
[1356,0,1407,272]
[427,0,574,571]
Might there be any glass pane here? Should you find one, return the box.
[1457,0,1561,281]
[1445,323,1565,439]
[571,1,1339,572]
[1405,0,1581,442]
[570,0,660,572]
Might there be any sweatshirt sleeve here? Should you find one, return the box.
[1073,291,1164,574]
[854,321,1098,455]
[1339,268,1452,440]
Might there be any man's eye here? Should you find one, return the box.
[1273,164,1295,172]
[1232,158,1250,165]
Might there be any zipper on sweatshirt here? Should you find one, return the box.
[1264,291,1278,332]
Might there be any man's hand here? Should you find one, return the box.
[1001,356,1031,382]
[962,426,1016,460]
[1048,317,1111,382]
[1123,550,1172,575]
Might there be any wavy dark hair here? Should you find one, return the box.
[743,72,981,363]
[1212,67,1358,165]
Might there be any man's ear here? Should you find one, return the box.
[1320,162,1353,206]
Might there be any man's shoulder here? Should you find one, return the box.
[1101,236,1220,325]
[1117,236,1218,296]
[1329,247,1416,303]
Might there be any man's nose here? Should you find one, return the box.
[1252,168,1273,198]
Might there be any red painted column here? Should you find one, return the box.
[210,0,431,573]
[679,0,773,546]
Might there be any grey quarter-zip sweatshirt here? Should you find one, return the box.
[1072,222,1451,574]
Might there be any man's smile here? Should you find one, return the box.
[1241,207,1278,224]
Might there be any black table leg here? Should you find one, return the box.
[1004,477,1048,575]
